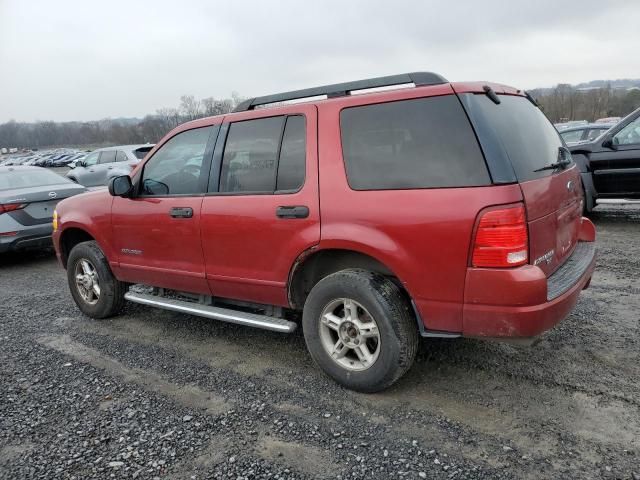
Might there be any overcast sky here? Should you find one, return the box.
[1,0,638,122]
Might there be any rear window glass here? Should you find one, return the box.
[340,96,490,190]
[467,94,565,182]
[0,169,70,190]
[134,146,153,159]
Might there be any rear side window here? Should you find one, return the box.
[220,117,284,193]
[116,150,128,162]
[99,150,116,164]
[340,96,490,190]
[276,116,306,191]
[466,94,564,181]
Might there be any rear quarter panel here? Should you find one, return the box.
[316,88,524,332]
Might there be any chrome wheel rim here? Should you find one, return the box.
[74,258,100,305]
[319,298,381,372]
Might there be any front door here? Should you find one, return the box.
[112,125,218,294]
[591,114,640,197]
[200,105,320,306]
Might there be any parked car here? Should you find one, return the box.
[560,123,614,146]
[570,106,640,212]
[555,120,588,131]
[66,144,154,187]
[0,166,86,253]
[53,72,596,392]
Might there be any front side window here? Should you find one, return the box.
[219,116,285,193]
[561,129,584,143]
[141,126,212,196]
[613,117,640,146]
[99,150,117,164]
[83,152,99,167]
[340,96,490,190]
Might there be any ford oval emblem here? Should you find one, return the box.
[48,191,57,199]
[566,180,574,192]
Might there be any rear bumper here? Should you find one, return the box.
[0,224,53,253]
[462,219,596,338]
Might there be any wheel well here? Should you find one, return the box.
[289,249,399,309]
[60,228,94,268]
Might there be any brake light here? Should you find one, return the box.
[472,204,528,268]
[0,203,27,214]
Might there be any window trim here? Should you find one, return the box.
[135,125,219,198]
[339,94,493,191]
[206,114,307,196]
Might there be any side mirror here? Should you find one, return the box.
[602,137,617,150]
[108,175,133,197]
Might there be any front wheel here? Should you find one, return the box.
[302,269,419,393]
[67,240,126,318]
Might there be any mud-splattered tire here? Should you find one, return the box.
[302,269,419,393]
[67,240,126,319]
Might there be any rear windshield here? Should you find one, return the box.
[340,95,490,190]
[466,94,565,182]
[134,146,153,159]
[0,169,70,190]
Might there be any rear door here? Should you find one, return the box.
[460,91,583,276]
[200,105,319,307]
[112,126,217,294]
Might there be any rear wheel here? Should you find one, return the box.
[67,241,126,318]
[302,269,419,393]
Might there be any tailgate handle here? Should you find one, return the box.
[170,207,193,218]
[276,206,309,219]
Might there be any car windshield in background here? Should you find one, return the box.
[467,94,564,182]
[0,169,70,190]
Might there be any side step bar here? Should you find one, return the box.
[124,292,297,333]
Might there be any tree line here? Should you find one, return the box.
[0,93,244,149]
[3,85,640,150]
[532,84,640,123]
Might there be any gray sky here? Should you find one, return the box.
[1,0,638,122]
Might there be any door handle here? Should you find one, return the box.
[170,207,193,218]
[276,205,309,219]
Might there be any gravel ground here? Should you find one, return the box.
[1,204,639,480]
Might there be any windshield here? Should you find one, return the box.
[0,169,71,191]
[467,94,566,182]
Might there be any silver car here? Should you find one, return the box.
[0,166,86,253]
[66,144,154,187]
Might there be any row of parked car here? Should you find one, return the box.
[0,149,88,168]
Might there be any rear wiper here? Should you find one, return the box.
[533,159,571,172]
[534,147,572,172]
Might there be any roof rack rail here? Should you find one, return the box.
[233,71,448,112]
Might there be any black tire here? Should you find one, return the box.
[302,269,419,393]
[67,240,126,319]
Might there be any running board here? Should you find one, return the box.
[124,292,297,333]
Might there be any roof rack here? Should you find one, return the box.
[233,71,448,112]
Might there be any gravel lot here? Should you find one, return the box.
[1,205,639,480]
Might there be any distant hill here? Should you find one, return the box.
[530,78,640,96]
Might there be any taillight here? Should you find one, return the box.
[0,203,27,214]
[472,204,528,268]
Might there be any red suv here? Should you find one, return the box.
[53,72,596,392]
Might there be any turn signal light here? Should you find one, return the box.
[0,203,26,214]
[472,204,528,268]
[53,210,58,232]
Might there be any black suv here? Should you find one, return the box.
[570,106,640,212]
